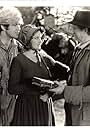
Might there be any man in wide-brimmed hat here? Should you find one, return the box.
[62,10,90,126]
[0,6,24,126]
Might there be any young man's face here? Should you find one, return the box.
[6,23,21,39]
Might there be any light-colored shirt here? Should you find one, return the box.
[0,39,20,125]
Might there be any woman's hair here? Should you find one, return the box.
[19,25,45,50]
[26,28,41,50]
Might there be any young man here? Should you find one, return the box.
[0,7,24,126]
[63,10,90,126]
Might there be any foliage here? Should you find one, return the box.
[17,6,82,25]
[0,6,90,26]
[17,7,35,24]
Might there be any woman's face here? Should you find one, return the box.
[30,31,42,50]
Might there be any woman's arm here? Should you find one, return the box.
[8,57,24,95]
[40,49,69,82]
[82,86,90,102]
[40,49,69,69]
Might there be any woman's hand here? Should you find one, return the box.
[40,93,49,102]
[49,80,67,94]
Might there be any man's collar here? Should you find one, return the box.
[0,39,14,52]
[75,40,90,50]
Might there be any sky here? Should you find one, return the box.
[0,0,90,7]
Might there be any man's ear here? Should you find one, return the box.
[1,25,7,31]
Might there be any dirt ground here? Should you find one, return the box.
[53,99,65,126]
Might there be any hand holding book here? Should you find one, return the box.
[49,80,67,94]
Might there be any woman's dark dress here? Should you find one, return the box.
[8,53,55,126]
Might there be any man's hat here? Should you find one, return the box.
[69,10,90,28]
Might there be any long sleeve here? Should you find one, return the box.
[40,50,68,80]
[0,59,3,94]
[64,85,90,105]
[8,57,24,95]
[45,54,69,80]
[64,85,82,105]
[0,51,8,95]
[82,86,90,102]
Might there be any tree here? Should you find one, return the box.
[17,7,35,24]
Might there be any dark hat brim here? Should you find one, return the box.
[68,20,90,28]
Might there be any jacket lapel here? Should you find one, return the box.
[74,49,86,68]
[74,42,90,68]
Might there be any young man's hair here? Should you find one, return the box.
[0,7,23,26]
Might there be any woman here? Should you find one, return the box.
[8,24,67,126]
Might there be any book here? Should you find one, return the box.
[32,77,58,89]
